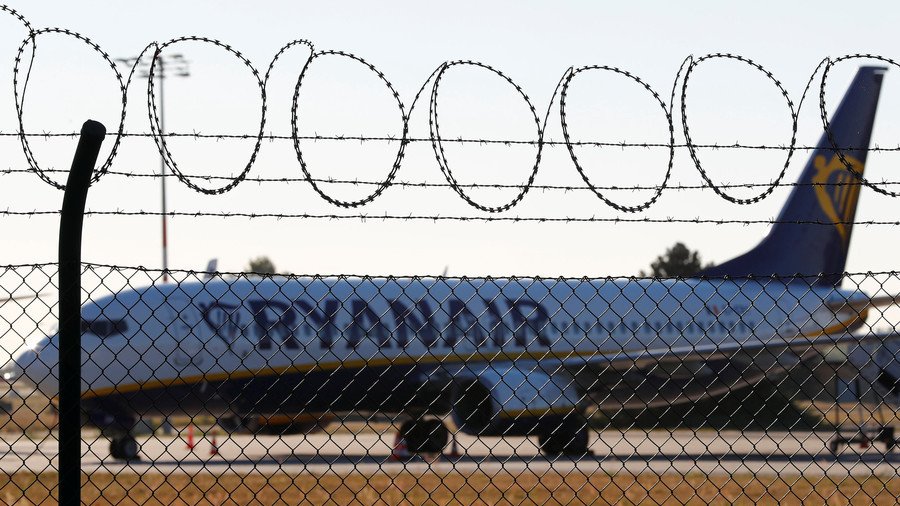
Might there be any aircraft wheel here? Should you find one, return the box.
[538,414,589,457]
[110,435,140,461]
[401,418,449,454]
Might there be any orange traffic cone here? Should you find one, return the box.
[209,430,219,456]
[389,432,411,461]
[185,424,195,450]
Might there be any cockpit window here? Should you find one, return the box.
[80,318,129,338]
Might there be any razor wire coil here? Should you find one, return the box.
[3,5,900,214]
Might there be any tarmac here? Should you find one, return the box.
[2,429,899,477]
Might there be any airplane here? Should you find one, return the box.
[3,65,897,461]
[203,258,218,280]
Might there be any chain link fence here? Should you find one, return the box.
[2,263,900,504]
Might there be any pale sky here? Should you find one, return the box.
[2,1,900,356]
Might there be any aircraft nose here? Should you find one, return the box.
[0,357,20,382]
[8,343,58,397]
[7,348,37,385]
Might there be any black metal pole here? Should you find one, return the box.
[58,120,106,506]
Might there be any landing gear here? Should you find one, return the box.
[109,434,140,461]
[829,426,897,454]
[400,418,449,454]
[538,414,590,457]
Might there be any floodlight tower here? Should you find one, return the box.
[115,54,190,282]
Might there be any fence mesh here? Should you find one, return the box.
[2,264,900,504]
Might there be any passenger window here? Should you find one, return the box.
[80,318,129,338]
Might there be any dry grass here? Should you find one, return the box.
[0,385,55,435]
[1,471,899,506]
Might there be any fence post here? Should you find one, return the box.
[58,120,106,506]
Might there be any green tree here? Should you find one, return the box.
[642,242,713,278]
[246,256,277,274]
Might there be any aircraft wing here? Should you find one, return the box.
[558,331,900,370]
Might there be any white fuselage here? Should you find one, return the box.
[13,276,864,417]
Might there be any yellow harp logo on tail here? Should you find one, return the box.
[812,154,863,246]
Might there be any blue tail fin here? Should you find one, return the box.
[700,66,886,286]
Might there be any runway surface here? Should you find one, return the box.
[3,430,899,477]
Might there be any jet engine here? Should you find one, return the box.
[450,363,581,437]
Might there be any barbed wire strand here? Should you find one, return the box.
[4,167,894,193]
[3,209,898,227]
